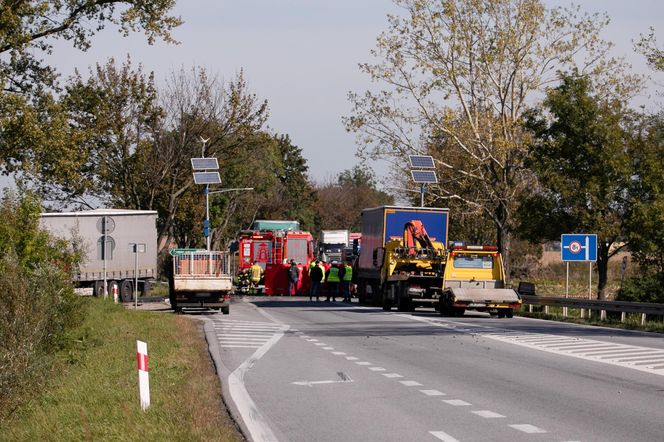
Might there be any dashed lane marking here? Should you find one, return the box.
[355,361,372,366]
[382,373,404,378]
[509,424,547,434]
[332,351,346,355]
[429,430,461,442]
[346,356,359,361]
[403,315,664,377]
[443,399,472,406]
[400,380,423,386]
[369,367,386,371]
[420,389,446,396]
[472,410,505,419]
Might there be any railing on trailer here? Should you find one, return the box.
[172,251,231,277]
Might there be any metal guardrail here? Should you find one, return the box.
[520,295,664,324]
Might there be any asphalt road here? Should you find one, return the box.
[207,297,664,442]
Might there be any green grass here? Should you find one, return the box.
[3,298,243,442]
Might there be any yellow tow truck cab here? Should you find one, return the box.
[439,245,522,317]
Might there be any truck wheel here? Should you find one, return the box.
[221,306,230,315]
[141,280,152,297]
[120,280,133,302]
[382,295,392,311]
[94,280,105,297]
[506,309,514,318]
[452,308,465,317]
[397,296,412,312]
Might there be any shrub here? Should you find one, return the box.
[616,272,664,303]
[0,192,82,422]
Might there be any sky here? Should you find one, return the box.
[48,0,664,186]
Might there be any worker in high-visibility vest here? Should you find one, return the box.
[325,261,341,302]
[341,261,353,302]
[250,262,263,287]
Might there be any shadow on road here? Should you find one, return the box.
[242,296,664,343]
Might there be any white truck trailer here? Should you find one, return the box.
[40,209,158,302]
[319,229,349,263]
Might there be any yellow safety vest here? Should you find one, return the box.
[327,266,340,282]
[343,265,353,281]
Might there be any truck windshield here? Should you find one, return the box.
[453,255,493,269]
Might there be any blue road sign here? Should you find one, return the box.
[561,234,598,262]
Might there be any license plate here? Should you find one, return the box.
[196,292,211,298]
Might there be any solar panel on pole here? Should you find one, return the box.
[408,155,435,169]
[193,172,221,185]
[191,158,219,170]
[411,170,438,183]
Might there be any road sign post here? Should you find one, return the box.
[561,234,598,319]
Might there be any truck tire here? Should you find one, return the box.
[94,280,105,297]
[141,280,152,297]
[120,280,133,302]
[452,308,465,317]
[382,293,392,311]
[397,294,412,312]
[221,306,230,315]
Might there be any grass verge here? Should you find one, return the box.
[3,298,244,442]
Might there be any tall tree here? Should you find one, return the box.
[152,68,269,252]
[316,165,394,232]
[0,1,180,96]
[625,114,664,276]
[344,0,640,278]
[26,57,163,208]
[521,73,632,299]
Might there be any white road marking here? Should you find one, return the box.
[443,399,472,406]
[306,339,318,342]
[332,351,346,355]
[420,389,446,396]
[404,315,664,377]
[369,367,386,371]
[218,344,263,348]
[356,361,372,366]
[314,343,326,346]
[472,410,505,418]
[217,333,274,338]
[292,379,354,387]
[300,335,310,338]
[223,317,287,442]
[429,430,461,442]
[346,356,359,360]
[509,424,547,434]
[382,373,404,378]
[400,380,423,386]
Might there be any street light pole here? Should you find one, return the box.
[205,184,210,251]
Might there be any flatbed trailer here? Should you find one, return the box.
[168,250,232,314]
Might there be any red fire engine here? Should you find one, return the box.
[236,225,315,295]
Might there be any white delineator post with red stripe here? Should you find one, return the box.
[137,340,150,410]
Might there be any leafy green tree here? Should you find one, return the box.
[316,165,394,232]
[0,1,180,96]
[521,73,633,299]
[23,57,164,208]
[0,191,82,421]
[252,134,318,230]
[0,1,180,191]
[625,114,664,275]
[344,0,641,279]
